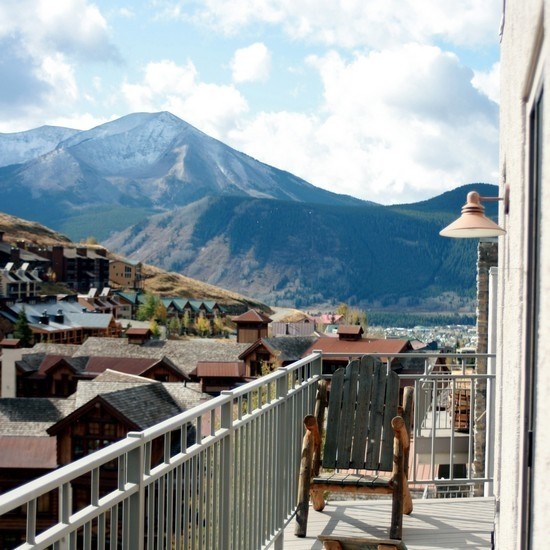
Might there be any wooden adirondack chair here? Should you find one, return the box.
[295,356,413,540]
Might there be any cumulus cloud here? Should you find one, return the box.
[472,62,500,104]
[231,43,271,83]
[0,0,118,61]
[122,59,248,138]
[0,0,119,127]
[188,0,501,49]
[228,43,498,203]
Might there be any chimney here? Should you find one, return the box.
[39,310,49,325]
[54,308,64,323]
[10,247,20,263]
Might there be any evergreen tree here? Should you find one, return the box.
[137,293,158,321]
[13,308,33,347]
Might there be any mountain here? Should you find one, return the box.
[0,125,80,167]
[103,186,491,309]
[0,112,364,240]
[0,112,498,310]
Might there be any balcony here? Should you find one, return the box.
[0,351,496,549]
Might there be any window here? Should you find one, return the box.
[72,407,119,460]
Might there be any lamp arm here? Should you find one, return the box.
[480,184,510,214]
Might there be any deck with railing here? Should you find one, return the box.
[0,351,495,549]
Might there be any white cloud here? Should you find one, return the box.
[228,43,498,204]
[0,0,119,127]
[231,43,271,83]
[37,54,78,102]
[190,0,501,49]
[472,62,500,104]
[0,0,118,61]
[122,59,248,138]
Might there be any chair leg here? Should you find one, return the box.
[403,477,413,515]
[390,489,402,540]
[295,428,314,537]
[311,488,326,511]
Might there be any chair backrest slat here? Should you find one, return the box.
[350,356,374,468]
[365,364,387,469]
[323,366,345,466]
[322,357,400,472]
[335,360,359,467]
[380,368,400,470]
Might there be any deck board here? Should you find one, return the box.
[283,497,494,549]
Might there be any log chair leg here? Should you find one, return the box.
[403,476,413,515]
[311,488,326,511]
[295,419,315,537]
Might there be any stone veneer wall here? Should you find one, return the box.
[473,241,498,495]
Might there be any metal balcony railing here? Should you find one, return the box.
[0,351,495,549]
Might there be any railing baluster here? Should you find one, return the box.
[26,498,36,545]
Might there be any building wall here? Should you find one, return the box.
[498,1,548,548]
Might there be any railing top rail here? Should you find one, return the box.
[0,435,142,514]
[323,352,496,359]
[140,351,322,437]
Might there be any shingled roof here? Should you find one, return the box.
[48,381,185,434]
[241,336,318,363]
[305,336,413,358]
[73,337,251,376]
[232,310,272,324]
[0,397,75,436]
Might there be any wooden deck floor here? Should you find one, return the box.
[283,497,494,549]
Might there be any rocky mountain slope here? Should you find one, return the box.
[0,212,268,312]
[104,185,497,309]
[0,112,364,241]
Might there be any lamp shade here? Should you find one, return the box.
[439,191,506,238]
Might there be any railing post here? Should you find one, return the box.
[126,432,145,550]
[219,395,234,549]
[311,350,322,378]
[272,367,290,549]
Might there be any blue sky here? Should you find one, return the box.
[0,0,502,204]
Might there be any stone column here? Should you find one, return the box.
[473,240,498,494]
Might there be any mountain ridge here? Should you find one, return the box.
[0,111,366,239]
[0,112,498,310]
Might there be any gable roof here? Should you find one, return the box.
[74,337,250,376]
[304,336,412,358]
[37,355,80,375]
[83,356,157,375]
[125,328,151,336]
[48,381,184,435]
[19,337,250,379]
[241,336,318,362]
[337,325,364,336]
[232,309,272,324]
[82,355,189,381]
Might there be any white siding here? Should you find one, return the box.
[498,1,548,548]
